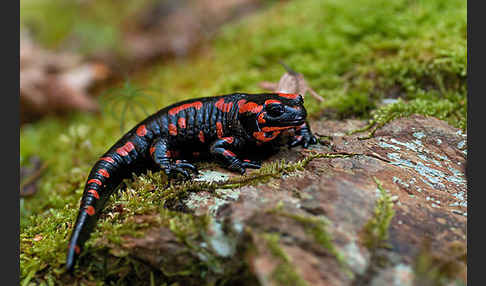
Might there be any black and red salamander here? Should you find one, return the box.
[66,92,317,271]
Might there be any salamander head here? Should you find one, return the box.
[237,93,307,134]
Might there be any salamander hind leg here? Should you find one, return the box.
[150,138,198,179]
[210,137,261,174]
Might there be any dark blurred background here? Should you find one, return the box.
[20,0,270,124]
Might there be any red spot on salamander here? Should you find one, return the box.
[100,157,115,163]
[237,99,246,109]
[223,150,236,157]
[168,101,203,116]
[238,100,263,114]
[264,99,281,105]
[198,131,205,143]
[216,122,223,138]
[87,179,102,186]
[97,169,110,178]
[116,142,135,156]
[136,125,147,136]
[253,131,281,142]
[74,245,81,254]
[178,117,186,129]
[261,126,294,132]
[215,98,233,113]
[165,150,172,158]
[85,205,95,216]
[278,93,300,100]
[150,146,156,156]
[222,137,234,144]
[257,112,266,124]
[88,189,99,199]
[169,123,178,136]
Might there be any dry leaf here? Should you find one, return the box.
[259,62,324,102]
[20,31,109,124]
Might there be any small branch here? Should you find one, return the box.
[299,150,391,163]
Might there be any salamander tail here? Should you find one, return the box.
[65,156,123,271]
[66,206,94,272]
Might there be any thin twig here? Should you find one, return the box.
[20,162,49,197]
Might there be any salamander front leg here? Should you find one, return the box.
[209,137,261,174]
[289,121,318,148]
[150,138,197,179]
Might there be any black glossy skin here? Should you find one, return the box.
[66,92,317,271]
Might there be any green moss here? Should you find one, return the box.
[20,0,150,53]
[362,178,395,250]
[20,146,348,283]
[21,0,466,121]
[20,169,210,284]
[99,80,159,133]
[137,0,466,122]
[350,96,466,139]
[151,153,353,204]
[413,241,467,286]
[262,233,309,286]
[270,209,346,265]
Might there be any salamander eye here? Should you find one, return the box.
[266,104,284,117]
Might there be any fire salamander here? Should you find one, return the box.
[66,92,317,271]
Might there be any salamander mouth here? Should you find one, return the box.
[276,119,306,127]
[291,119,305,125]
[259,120,305,131]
